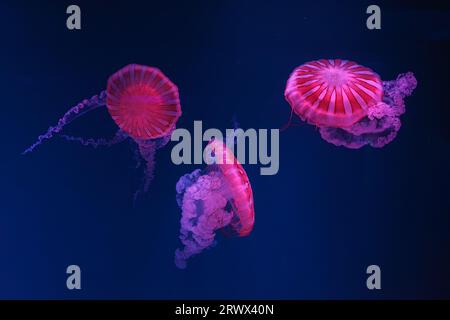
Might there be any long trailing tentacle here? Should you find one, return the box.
[280,107,305,132]
[132,128,174,203]
[23,90,107,154]
[60,129,128,148]
[129,139,143,169]
[133,139,157,203]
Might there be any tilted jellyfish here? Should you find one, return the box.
[174,139,255,269]
[284,59,417,148]
[23,64,182,200]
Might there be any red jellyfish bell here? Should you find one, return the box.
[174,139,255,269]
[209,139,255,237]
[284,59,417,148]
[285,59,383,128]
[106,64,181,139]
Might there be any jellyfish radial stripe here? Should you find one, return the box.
[285,59,383,128]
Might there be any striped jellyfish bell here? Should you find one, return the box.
[106,64,182,140]
[284,59,383,128]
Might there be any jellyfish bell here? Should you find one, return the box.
[206,139,255,236]
[285,59,383,128]
[284,59,417,148]
[175,139,255,269]
[23,63,182,200]
[106,64,181,140]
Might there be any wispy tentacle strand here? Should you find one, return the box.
[60,129,128,148]
[133,140,157,203]
[23,91,107,154]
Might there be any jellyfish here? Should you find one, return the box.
[174,139,255,269]
[23,64,182,200]
[284,59,417,148]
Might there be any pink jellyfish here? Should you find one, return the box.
[174,139,255,269]
[284,59,417,148]
[24,64,182,200]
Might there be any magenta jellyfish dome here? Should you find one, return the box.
[284,59,417,148]
[106,64,181,140]
[174,139,255,269]
[208,139,255,236]
[285,59,383,128]
[23,64,182,201]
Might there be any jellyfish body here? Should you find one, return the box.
[175,139,255,269]
[284,59,417,148]
[106,64,181,139]
[24,64,182,199]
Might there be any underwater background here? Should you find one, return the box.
[1,0,449,299]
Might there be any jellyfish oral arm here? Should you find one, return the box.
[23,90,107,154]
[370,72,417,119]
[175,207,231,268]
[319,72,417,149]
[174,170,233,269]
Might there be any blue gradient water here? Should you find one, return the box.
[1,0,449,299]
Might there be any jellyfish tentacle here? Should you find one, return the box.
[60,129,128,148]
[134,133,171,196]
[132,127,175,202]
[129,140,143,169]
[133,139,157,203]
[139,140,157,191]
[22,90,107,154]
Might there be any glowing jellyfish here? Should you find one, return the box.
[174,139,255,269]
[284,59,417,148]
[23,64,182,200]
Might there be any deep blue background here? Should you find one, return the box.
[1,0,449,299]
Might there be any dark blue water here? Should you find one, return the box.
[1,0,449,299]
